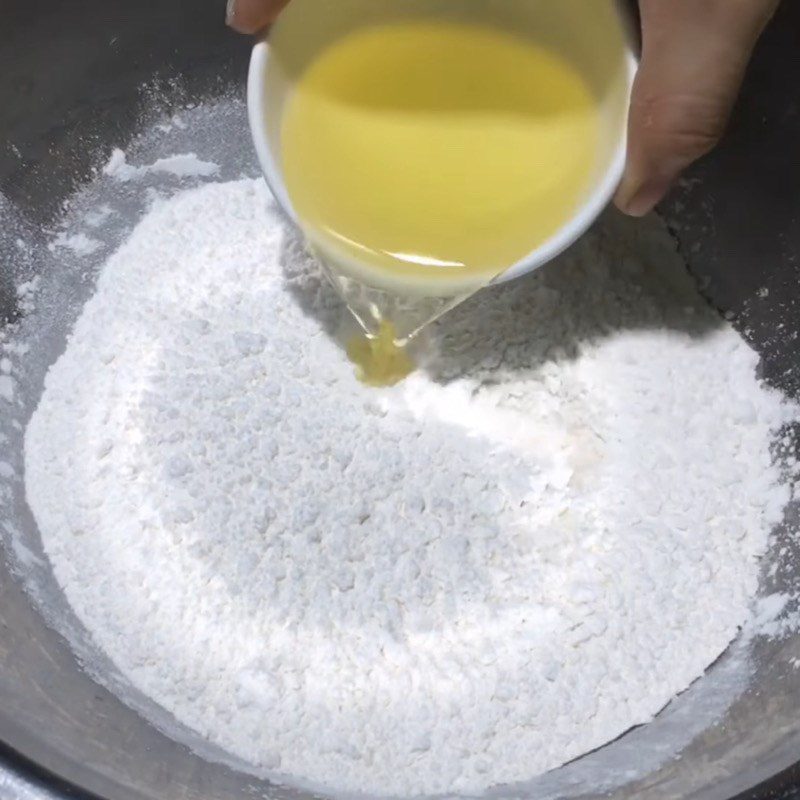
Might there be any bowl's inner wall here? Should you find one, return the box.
[1,2,799,800]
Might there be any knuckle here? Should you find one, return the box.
[634,92,730,159]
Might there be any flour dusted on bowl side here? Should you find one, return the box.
[24,179,798,796]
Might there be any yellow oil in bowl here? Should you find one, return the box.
[279,18,604,383]
[282,20,599,287]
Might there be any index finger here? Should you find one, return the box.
[226,0,291,33]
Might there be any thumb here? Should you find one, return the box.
[615,0,777,217]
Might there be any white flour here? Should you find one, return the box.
[102,148,220,181]
[48,231,102,256]
[24,179,798,796]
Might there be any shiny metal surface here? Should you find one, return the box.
[0,2,799,799]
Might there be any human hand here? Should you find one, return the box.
[226,0,780,217]
[226,0,290,33]
[615,0,779,216]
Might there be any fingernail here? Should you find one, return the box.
[616,176,673,218]
[225,0,237,26]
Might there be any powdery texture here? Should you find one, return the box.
[102,148,220,181]
[25,180,797,796]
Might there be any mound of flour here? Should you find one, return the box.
[25,179,797,796]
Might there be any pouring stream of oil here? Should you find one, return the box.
[345,321,415,387]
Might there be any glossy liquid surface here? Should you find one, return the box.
[282,20,601,291]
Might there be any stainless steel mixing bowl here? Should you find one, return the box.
[1,1,799,799]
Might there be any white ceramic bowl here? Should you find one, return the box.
[248,0,637,288]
